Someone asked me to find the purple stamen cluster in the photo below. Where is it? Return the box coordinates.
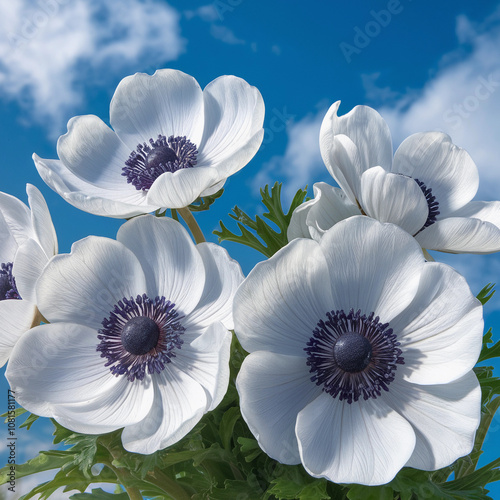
[122,135,198,191]
[0,262,20,300]
[414,178,440,229]
[97,294,185,382]
[305,309,404,403]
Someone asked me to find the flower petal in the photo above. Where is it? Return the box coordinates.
[110,69,205,150]
[296,393,415,485]
[391,262,483,385]
[185,243,243,330]
[36,236,147,331]
[57,115,135,190]
[117,216,205,316]
[34,155,159,218]
[146,166,219,209]
[382,373,481,470]
[359,167,429,235]
[288,182,361,242]
[233,237,333,356]
[121,365,207,454]
[197,75,265,169]
[0,210,18,263]
[320,101,393,199]
[237,351,322,465]
[320,216,424,322]
[450,201,500,227]
[27,184,57,259]
[0,300,37,367]
[6,322,153,428]
[12,238,48,303]
[393,132,479,217]
[172,322,231,411]
[415,217,500,254]
[0,190,32,250]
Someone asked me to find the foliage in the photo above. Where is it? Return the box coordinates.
[214,182,308,257]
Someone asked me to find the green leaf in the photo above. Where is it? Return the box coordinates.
[214,182,308,257]
[237,437,262,462]
[477,283,496,305]
[479,328,500,363]
[268,475,330,500]
[188,188,224,212]
[347,484,394,500]
[1,407,26,421]
[19,413,40,430]
[70,488,129,499]
[219,406,241,452]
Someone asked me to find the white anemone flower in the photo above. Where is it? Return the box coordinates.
[6,215,243,454]
[288,101,500,254]
[235,216,482,485]
[33,69,265,218]
[0,184,57,366]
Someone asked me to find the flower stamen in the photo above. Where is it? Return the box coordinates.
[0,262,20,300]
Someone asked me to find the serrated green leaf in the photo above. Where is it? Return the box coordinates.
[346,484,393,500]
[70,488,129,499]
[479,328,500,363]
[477,284,496,305]
[268,475,330,500]
[237,437,262,462]
[214,182,308,257]
[219,407,241,452]
[19,413,40,430]
[188,188,224,212]
[1,407,26,421]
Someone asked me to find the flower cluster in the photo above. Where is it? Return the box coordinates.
[1,69,498,497]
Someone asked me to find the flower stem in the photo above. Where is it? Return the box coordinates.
[177,207,206,244]
[145,468,192,500]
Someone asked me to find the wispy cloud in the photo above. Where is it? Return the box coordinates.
[253,108,326,201]
[0,0,185,137]
[210,24,245,45]
[373,7,500,201]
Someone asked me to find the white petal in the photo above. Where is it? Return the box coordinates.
[233,238,333,356]
[185,243,244,330]
[171,322,231,411]
[27,184,58,259]
[288,182,361,242]
[117,216,205,316]
[320,101,392,199]
[237,351,322,465]
[121,365,208,454]
[57,115,135,190]
[320,216,424,322]
[200,178,225,197]
[359,167,429,235]
[382,373,481,470]
[391,262,483,385]
[146,166,219,209]
[197,76,265,169]
[287,197,317,241]
[36,236,147,331]
[34,155,159,218]
[450,201,500,227]
[393,132,479,217]
[0,300,37,367]
[296,393,415,485]
[0,211,18,263]
[12,239,48,303]
[110,69,205,150]
[0,190,32,250]
[6,322,154,428]
[415,217,500,254]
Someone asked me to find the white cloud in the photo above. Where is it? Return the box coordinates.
[184,4,219,22]
[0,0,184,137]
[374,7,500,201]
[253,108,326,201]
[210,24,245,45]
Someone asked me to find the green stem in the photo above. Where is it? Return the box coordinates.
[145,468,192,500]
[178,207,206,244]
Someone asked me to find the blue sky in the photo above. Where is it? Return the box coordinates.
[1,0,500,497]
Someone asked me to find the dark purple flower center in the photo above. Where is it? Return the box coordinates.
[122,135,198,191]
[414,178,440,230]
[0,262,20,300]
[305,309,404,403]
[97,294,185,382]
